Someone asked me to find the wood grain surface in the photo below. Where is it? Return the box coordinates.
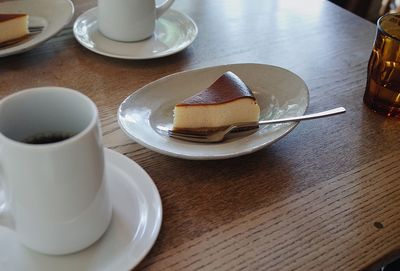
[1,0,400,270]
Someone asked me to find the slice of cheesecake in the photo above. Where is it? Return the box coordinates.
[173,71,260,133]
[0,14,29,45]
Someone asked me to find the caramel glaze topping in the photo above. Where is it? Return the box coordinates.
[176,71,256,106]
[0,14,27,22]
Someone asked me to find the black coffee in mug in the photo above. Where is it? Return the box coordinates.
[24,132,76,144]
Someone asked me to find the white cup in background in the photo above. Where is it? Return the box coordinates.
[98,0,175,42]
[0,87,112,255]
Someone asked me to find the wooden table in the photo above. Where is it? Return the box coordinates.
[1,0,400,270]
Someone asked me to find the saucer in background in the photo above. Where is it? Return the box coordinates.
[73,7,198,59]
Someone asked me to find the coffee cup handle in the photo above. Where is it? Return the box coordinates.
[0,147,14,230]
[156,0,175,18]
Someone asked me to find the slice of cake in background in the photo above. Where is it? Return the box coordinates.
[173,71,260,133]
[0,14,29,45]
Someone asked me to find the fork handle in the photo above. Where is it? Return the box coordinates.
[258,107,346,125]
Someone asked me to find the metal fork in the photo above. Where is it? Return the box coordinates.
[168,107,346,143]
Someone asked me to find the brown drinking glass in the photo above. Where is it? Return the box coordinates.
[364,13,400,118]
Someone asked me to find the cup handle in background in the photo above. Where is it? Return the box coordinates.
[0,146,14,230]
[156,0,175,18]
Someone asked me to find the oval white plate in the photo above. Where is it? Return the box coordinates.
[118,63,310,160]
[0,0,74,57]
[73,7,198,59]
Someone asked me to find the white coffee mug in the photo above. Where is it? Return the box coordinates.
[0,87,112,255]
[98,0,175,42]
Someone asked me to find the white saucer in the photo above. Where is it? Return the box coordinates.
[0,0,74,57]
[73,7,198,59]
[118,63,310,160]
[0,148,162,271]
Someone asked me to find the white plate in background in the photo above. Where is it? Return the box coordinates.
[0,0,74,57]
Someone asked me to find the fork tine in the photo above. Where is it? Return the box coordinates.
[168,130,207,139]
[28,26,44,35]
[168,133,210,143]
[29,29,42,34]
[29,26,44,32]
[29,30,43,34]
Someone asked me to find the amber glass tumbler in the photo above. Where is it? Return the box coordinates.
[364,13,400,118]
